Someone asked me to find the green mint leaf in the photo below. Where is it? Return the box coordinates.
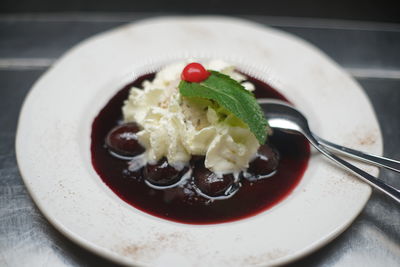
[179,70,269,144]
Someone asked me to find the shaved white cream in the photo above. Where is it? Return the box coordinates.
[122,60,260,173]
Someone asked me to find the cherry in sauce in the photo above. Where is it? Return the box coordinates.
[192,160,235,198]
[143,158,186,186]
[91,73,310,224]
[247,144,280,180]
[105,122,144,157]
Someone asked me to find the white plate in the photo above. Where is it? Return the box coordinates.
[16,16,382,266]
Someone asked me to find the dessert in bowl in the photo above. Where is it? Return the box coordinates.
[91,60,310,224]
[16,17,381,266]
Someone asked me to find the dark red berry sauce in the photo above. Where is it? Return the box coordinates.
[91,73,310,224]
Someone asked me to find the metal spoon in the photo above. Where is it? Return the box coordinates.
[257,98,400,203]
[315,137,400,173]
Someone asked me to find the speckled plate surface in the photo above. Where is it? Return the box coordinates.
[16,16,382,266]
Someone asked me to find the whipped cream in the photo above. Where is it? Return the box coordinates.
[122,60,259,174]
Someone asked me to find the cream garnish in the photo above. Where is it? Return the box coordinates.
[122,60,259,174]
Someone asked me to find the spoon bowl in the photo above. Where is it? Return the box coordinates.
[258,99,309,134]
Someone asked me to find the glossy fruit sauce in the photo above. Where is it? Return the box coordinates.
[91,73,310,224]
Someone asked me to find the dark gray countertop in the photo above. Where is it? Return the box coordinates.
[1,14,399,266]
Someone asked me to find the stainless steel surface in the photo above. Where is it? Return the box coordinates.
[1,14,399,267]
[317,137,400,173]
[260,99,400,203]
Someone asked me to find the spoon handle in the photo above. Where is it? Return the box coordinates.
[305,133,400,203]
[315,135,400,174]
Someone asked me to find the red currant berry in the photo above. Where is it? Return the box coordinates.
[181,63,210,82]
